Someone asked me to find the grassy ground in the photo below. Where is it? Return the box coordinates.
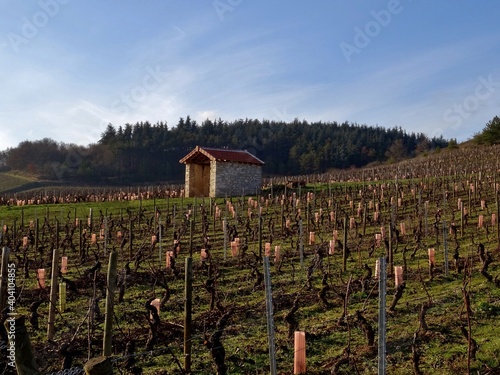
[0,172,37,193]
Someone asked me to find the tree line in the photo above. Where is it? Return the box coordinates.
[0,117,448,183]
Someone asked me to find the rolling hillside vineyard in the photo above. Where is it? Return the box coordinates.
[0,143,500,374]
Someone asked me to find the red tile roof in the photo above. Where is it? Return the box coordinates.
[179,146,264,165]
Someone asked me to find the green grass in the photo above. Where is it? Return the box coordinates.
[0,172,36,193]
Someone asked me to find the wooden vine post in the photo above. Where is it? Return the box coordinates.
[13,220,17,248]
[306,202,310,235]
[138,197,142,227]
[388,222,393,275]
[55,220,59,250]
[103,251,118,357]
[47,246,60,341]
[103,217,108,255]
[378,256,387,375]
[173,203,177,241]
[299,219,304,268]
[0,247,10,312]
[362,203,367,236]
[74,207,77,229]
[193,197,197,227]
[212,199,216,241]
[280,202,284,237]
[223,217,228,261]
[342,216,348,272]
[258,213,263,260]
[189,219,194,257]
[128,220,133,260]
[35,219,39,257]
[263,256,277,375]
[184,256,193,373]
[468,188,472,217]
[424,201,428,238]
[497,190,500,246]
[460,200,464,239]
[443,221,449,277]
[78,218,83,259]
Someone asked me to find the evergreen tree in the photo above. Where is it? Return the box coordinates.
[474,116,500,145]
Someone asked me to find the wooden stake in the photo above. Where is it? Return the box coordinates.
[0,247,10,312]
[47,247,60,340]
[378,257,387,375]
[78,219,83,260]
[55,220,59,250]
[35,218,39,258]
[497,191,500,247]
[258,215,263,260]
[363,203,367,236]
[223,218,228,261]
[342,217,348,272]
[129,220,133,260]
[388,223,393,274]
[189,220,194,257]
[184,257,193,373]
[309,232,315,245]
[460,201,464,239]
[103,251,118,357]
[263,257,277,375]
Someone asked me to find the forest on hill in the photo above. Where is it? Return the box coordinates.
[0,117,448,184]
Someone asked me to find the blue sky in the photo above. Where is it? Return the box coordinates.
[1,1,500,151]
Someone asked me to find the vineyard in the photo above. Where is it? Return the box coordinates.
[1,144,500,374]
[0,173,37,194]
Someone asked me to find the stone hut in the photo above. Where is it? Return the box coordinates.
[179,146,264,197]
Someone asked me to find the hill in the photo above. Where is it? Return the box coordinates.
[0,172,38,193]
[1,118,448,184]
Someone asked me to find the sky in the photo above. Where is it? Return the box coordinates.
[1,0,500,151]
